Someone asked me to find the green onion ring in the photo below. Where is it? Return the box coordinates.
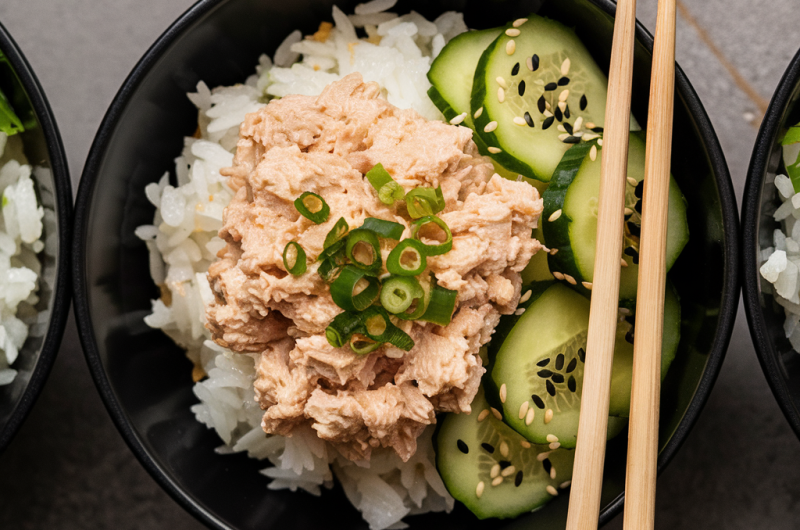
[360,218,405,240]
[324,217,349,250]
[282,241,307,276]
[380,276,425,314]
[346,229,382,271]
[325,311,363,348]
[294,192,330,224]
[360,307,414,351]
[420,277,458,326]
[411,215,453,256]
[393,277,430,321]
[331,266,381,312]
[350,334,382,355]
[318,253,346,283]
[386,239,427,276]
[366,163,405,205]
[405,186,445,218]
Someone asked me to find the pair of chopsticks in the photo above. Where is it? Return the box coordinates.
[565,0,676,529]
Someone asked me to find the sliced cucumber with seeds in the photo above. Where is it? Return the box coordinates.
[436,387,574,519]
[487,282,679,448]
[543,133,689,301]
[471,15,616,182]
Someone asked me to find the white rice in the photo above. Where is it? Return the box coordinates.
[0,132,45,386]
[139,3,468,528]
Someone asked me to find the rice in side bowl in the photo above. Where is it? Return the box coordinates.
[137,4,482,529]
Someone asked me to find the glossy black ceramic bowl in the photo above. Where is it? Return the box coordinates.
[73,0,738,528]
[0,22,72,454]
[743,49,800,440]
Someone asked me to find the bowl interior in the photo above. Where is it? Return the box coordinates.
[0,23,71,453]
[74,0,737,528]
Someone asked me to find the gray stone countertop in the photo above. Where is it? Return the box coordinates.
[0,0,797,528]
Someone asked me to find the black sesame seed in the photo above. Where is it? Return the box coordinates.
[632,251,640,265]
[499,460,512,469]
[531,54,540,71]
[566,358,577,373]
[524,111,535,128]
[545,82,558,91]
[538,95,547,114]
[556,354,565,371]
[635,180,644,199]
[563,136,581,144]
[515,470,523,487]
[537,358,551,367]
[551,373,565,384]
[546,380,556,396]
[627,221,641,237]
[580,94,588,111]
[511,62,520,76]
[518,80,526,97]
[624,247,637,257]
[625,329,635,344]
[558,76,570,86]
[542,459,552,473]
[532,394,546,409]
[578,348,586,362]
[591,126,604,133]
[542,116,555,130]
[625,315,636,325]
[564,105,571,119]
[563,122,573,135]
[538,369,553,378]
[568,375,577,392]
[635,199,643,214]
[481,443,495,454]
[457,439,469,454]
[554,107,563,122]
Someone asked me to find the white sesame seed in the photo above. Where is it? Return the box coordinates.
[564,274,577,285]
[492,476,504,487]
[484,121,498,133]
[491,407,503,420]
[476,481,485,498]
[518,401,529,419]
[546,485,559,496]
[546,434,559,443]
[519,290,532,303]
[574,117,583,131]
[490,464,501,478]
[449,112,467,125]
[557,124,567,133]
[619,307,632,315]
[627,177,638,187]
[500,383,508,403]
[474,107,484,119]
[497,87,506,103]
[550,467,557,480]
[621,258,629,268]
[513,116,527,126]
[513,18,528,27]
[574,131,584,138]
[560,480,572,489]
[525,407,535,425]
[520,440,532,448]
[552,271,565,281]
[558,101,567,112]
[582,281,593,290]
[514,308,525,316]
[561,58,571,76]
[583,133,600,141]
[496,76,508,88]
[559,90,570,102]
[590,145,598,161]
[501,465,516,477]
[537,452,550,462]
[500,441,509,458]
[478,409,490,422]
[506,28,521,37]
[598,139,604,146]
[506,40,516,55]
[586,122,596,129]
[549,442,561,450]
[548,209,562,222]
[488,146,502,154]
[545,409,554,424]
[545,101,551,109]
[558,133,569,141]
[543,109,554,118]
[526,57,534,71]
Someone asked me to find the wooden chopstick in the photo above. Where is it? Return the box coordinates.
[565,1,638,529]
[623,0,676,528]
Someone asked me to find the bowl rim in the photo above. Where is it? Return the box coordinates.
[0,20,73,454]
[72,0,740,527]
[741,47,800,440]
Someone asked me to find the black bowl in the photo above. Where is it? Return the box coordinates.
[743,49,800,439]
[0,22,72,454]
[73,0,738,528]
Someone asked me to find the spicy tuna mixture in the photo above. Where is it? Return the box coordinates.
[205,73,543,462]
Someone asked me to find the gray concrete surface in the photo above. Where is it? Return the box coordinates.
[0,0,796,528]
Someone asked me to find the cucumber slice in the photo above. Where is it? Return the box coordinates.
[521,226,554,284]
[436,388,574,519]
[470,15,613,182]
[488,282,679,447]
[543,133,689,301]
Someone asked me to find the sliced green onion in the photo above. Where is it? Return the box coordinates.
[420,278,458,326]
[380,276,424,314]
[331,266,380,312]
[386,239,427,276]
[294,192,330,224]
[393,277,430,321]
[282,242,307,276]
[405,186,445,218]
[318,238,346,262]
[326,311,363,348]
[346,229,382,271]
[318,252,347,282]
[360,218,404,240]
[366,163,405,205]
[350,334,382,355]
[0,89,23,136]
[361,307,414,351]
[324,217,349,249]
[411,216,453,256]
